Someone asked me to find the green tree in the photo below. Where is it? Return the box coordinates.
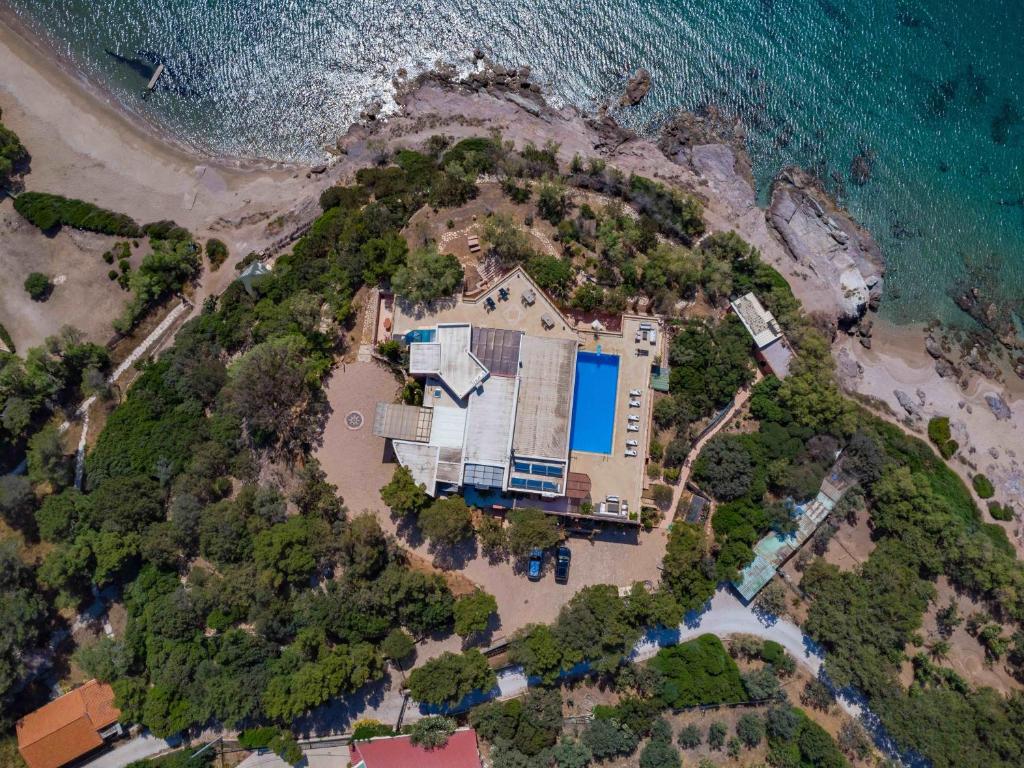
[476,514,508,558]
[380,466,430,516]
[582,718,639,760]
[205,238,229,270]
[677,724,702,749]
[692,435,755,501]
[390,245,464,304]
[253,516,326,588]
[0,475,35,530]
[482,214,537,265]
[339,512,391,579]
[454,590,498,638]
[507,508,561,556]
[419,496,474,548]
[660,523,715,611]
[35,488,84,542]
[708,721,727,750]
[0,541,47,723]
[380,629,415,664]
[27,424,72,488]
[24,272,52,301]
[406,649,496,707]
[509,623,564,684]
[737,713,764,748]
[639,739,681,768]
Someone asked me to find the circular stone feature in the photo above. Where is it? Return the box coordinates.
[345,411,364,430]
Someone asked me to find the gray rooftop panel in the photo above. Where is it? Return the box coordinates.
[472,327,523,377]
[512,336,577,461]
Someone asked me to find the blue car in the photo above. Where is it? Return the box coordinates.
[527,548,544,581]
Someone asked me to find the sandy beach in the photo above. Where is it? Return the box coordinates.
[2,15,1020,543]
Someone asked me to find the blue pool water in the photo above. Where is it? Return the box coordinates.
[569,352,619,455]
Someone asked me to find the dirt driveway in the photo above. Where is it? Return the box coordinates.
[316,360,671,637]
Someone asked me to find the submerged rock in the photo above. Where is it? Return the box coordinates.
[767,168,885,324]
[850,147,875,186]
[621,68,652,106]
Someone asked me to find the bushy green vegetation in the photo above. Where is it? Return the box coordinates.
[470,688,563,760]
[972,473,995,499]
[406,649,496,707]
[205,238,229,270]
[0,542,48,727]
[390,245,464,305]
[14,192,141,236]
[927,416,959,459]
[114,229,202,332]
[0,164,492,736]
[649,635,746,708]
[0,326,109,460]
[23,272,52,302]
[0,110,29,191]
[510,584,681,684]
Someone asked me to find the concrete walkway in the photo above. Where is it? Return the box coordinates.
[80,733,178,768]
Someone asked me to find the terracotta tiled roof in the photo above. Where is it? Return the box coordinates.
[16,680,120,768]
[351,728,482,768]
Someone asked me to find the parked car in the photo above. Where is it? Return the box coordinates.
[629,389,642,397]
[627,424,640,432]
[527,548,544,581]
[628,400,641,408]
[625,439,639,447]
[554,546,571,584]
[627,414,640,422]
[625,449,638,457]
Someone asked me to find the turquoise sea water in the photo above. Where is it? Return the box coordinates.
[7,0,1024,327]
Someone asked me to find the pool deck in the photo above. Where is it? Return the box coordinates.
[572,315,660,517]
[390,266,660,520]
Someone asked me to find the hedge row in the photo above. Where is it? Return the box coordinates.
[13,191,141,236]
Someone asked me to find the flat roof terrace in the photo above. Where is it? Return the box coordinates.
[512,335,577,462]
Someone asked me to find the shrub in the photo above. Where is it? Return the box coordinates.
[582,718,639,759]
[408,715,457,748]
[651,484,674,510]
[988,501,1014,521]
[205,238,229,270]
[318,184,369,211]
[972,474,995,499]
[1,115,29,190]
[927,416,958,459]
[737,713,764,748]
[677,724,702,748]
[708,721,727,750]
[649,635,746,708]
[24,272,53,301]
[14,192,141,236]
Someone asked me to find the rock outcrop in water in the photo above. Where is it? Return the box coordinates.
[768,168,885,324]
[620,68,652,106]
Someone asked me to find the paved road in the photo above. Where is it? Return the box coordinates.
[489,587,857,713]
[80,733,178,768]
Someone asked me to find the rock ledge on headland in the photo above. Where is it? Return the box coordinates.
[767,168,885,324]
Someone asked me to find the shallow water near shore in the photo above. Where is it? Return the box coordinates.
[6,0,1024,328]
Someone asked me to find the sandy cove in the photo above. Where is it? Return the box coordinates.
[2,23,1021,546]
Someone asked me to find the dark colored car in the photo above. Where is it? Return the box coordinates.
[554,545,571,584]
[527,548,544,581]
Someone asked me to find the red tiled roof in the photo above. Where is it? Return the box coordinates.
[16,680,120,768]
[352,729,482,768]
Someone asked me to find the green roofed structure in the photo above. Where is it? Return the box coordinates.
[733,461,855,602]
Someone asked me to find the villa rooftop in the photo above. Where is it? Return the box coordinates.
[731,292,783,349]
[512,335,577,462]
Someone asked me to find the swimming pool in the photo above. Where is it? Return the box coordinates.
[569,352,620,454]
